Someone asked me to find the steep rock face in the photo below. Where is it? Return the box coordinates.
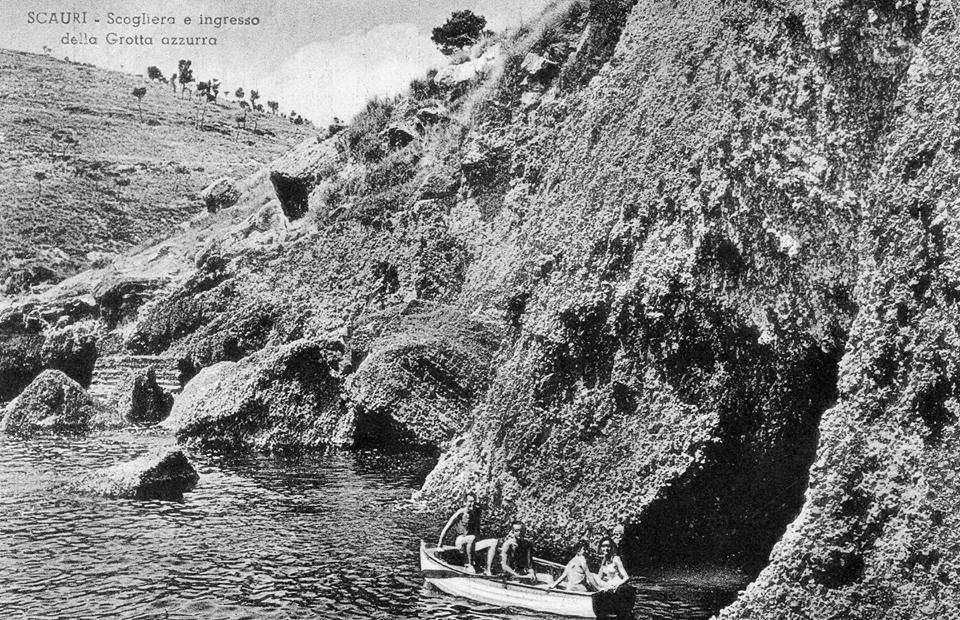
[720,3,960,617]
[421,0,906,571]
[1,369,96,436]
[164,339,349,451]
[77,447,199,500]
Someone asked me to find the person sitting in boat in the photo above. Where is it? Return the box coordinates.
[438,491,496,573]
[500,520,536,581]
[596,536,629,589]
[544,540,601,592]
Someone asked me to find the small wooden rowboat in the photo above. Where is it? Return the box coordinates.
[420,542,636,618]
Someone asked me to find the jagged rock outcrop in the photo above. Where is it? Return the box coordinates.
[163,339,349,451]
[269,135,339,221]
[76,447,198,500]
[93,274,165,327]
[115,366,175,425]
[0,308,45,401]
[200,177,241,213]
[0,369,96,436]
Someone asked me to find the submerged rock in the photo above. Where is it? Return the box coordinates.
[0,369,96,436]
[78,447,198,500]
[163,339,348,451]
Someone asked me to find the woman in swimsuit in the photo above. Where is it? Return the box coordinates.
[545,540,601,592]
[596,537,629,589]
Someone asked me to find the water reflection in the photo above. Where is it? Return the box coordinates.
[0,431,738,619]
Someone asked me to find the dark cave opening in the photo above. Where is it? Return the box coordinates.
[621,343,841,580]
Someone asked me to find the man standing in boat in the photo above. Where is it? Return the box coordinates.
[438,491,497,573]
[500,520,536,581]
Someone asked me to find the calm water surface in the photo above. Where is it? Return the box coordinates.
[0,430,739,619]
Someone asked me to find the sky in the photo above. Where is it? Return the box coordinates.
[1,0,547,122]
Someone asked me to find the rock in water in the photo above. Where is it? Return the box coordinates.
[200,177,241,213]
[78,447,198,500]
[116,366,174,425]
[0,369,96,436]
[163,339,348,451]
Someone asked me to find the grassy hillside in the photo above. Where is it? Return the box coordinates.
[0,49,311,292]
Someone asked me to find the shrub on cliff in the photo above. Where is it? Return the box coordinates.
[431,10,487,55]
[344,97,395,163]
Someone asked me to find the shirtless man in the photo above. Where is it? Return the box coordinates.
[500,520,535,581]
[438,492,497,573]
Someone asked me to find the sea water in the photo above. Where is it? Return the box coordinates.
[0,430,735,619]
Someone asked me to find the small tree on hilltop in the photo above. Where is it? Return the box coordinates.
[267,100,278,115]
[34,171,46,199]
[132,86,147,122]
[235,87,244,103]
[248,90,261,131]
[177,59,194,99]
[147,66,164,82]
[170,71,177,95]
[238,100,250,128]
[194,82,210,128]
[431,10,486,55]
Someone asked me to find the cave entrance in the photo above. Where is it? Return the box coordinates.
[621,342,840,582]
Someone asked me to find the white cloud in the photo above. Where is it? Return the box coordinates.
[261,23,444,123]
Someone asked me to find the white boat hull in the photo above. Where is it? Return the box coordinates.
[420,541,632,618]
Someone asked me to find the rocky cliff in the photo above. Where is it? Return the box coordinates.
[2,0,959,616]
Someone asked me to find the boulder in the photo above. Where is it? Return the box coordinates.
[520,92,542,111]
[380,124,418,149]
[77,447,198,500]
[520,53,559,83]
[93,275,164,327]
[116,366,174,425]
[433,45,502,89]
[163,339,349,451]
[416,106,448,125]
[200,177,241,213]
[0,369,96,436]
[345,325,495,449]
[418,167,462,200]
